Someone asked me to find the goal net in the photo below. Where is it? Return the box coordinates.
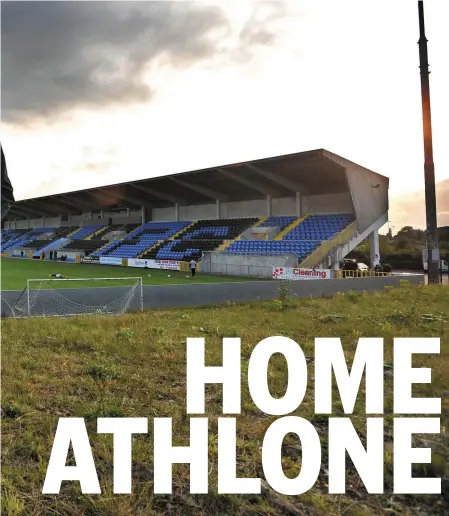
[5,277,143,318]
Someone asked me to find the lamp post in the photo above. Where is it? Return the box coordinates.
[418,1,440,284]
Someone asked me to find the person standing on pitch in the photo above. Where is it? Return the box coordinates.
[189,258,197,278]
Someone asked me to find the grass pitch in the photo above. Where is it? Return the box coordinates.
[1,282,448,515]
[0,258,253,291]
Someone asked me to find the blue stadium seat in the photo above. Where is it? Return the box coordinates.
[149,218,259,261]
[93,221,192,259]
[222,213,354,261]
[70,225,103,240]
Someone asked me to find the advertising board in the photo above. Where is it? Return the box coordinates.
[128,258,181,271]
[272,267,332,280]
[99,257,122,266]
[81,256,100,264]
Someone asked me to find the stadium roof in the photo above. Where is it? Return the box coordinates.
[8,148,387,219]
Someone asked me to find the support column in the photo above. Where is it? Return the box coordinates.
[141,206,146,225]
[369,229,380,268]
[295,192,301,217]
[175,203,179,221]
[216,199,220,219]
[266,195,272,217]
[126,208,130,217]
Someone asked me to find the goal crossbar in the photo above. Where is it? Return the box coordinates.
[26,277,143,283]
[23,277,144,317]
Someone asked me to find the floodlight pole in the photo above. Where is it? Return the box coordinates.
[418,1,439,284]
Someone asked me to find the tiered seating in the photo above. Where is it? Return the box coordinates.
[224,240,321,261]
[93,225,122,240]
[1,229,26,251]
[54,227,77,238]
[26,227,77,256]
[27,239,54,250]
[1,228,16,242]
[153,239,223,261]
[144,218,258,261]
[122,223,141,232]
[92,239,121,256]
[69,225,103,240]
[262,216,296,230]
[62,239,105,254]
[2,230,20,251]
[223,213,354,261]
[0,227,54,252]
[95,221,191,259]
[283,213,353,240]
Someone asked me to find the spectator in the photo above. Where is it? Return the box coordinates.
[21,250,24,258]
[189,258,197,278]
[54,250,57,261]
[50,250,53,261]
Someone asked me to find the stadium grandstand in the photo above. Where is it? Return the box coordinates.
[1,149,389,274]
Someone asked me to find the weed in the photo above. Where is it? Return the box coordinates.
[319,314,349,324]
[115,327,135,341]
[84,364,117,381]
[1,401,22,419]
[346,289,361,303]
[276,280,292,309]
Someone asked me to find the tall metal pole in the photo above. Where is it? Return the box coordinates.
[418,1,440,284]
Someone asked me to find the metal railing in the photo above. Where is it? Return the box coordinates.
[299,222,359,268]
[336,270,391,279]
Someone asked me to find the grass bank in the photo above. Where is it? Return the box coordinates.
[1,282,448,515]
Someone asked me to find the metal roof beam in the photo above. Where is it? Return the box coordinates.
[59,195,94,212]
[246,164,310,195]
[122,195,149,207]
[9,203,42,216]
[8,205,45,218]
[169,177,229,202]
[27,199,64,216]
[45,200,81,215]
[217,168,280,197]
[130,183,185,205]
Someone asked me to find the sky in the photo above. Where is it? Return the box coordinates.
[1,0,448,229]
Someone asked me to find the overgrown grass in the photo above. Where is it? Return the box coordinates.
[2,283,448,515]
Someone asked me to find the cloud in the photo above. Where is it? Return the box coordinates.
[389,178,449,229]
[1,0,292,125]
[232,0,292,63]
[240,0,288,46]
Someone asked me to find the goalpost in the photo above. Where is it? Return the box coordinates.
[10,277,144,318]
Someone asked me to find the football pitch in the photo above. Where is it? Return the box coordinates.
[0,258,254,291]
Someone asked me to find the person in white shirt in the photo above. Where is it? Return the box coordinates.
[189,259,197,278]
